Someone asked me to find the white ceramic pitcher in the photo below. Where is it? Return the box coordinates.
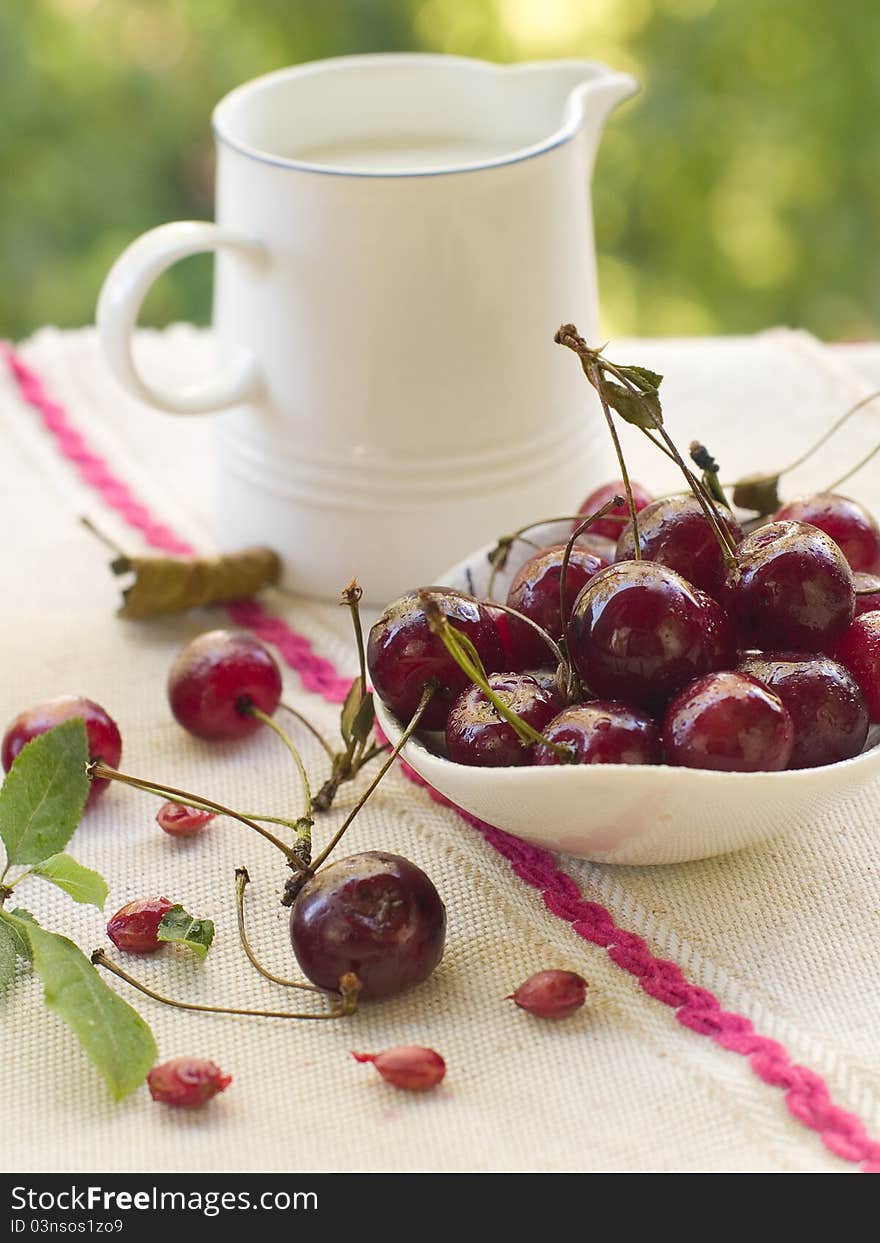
[97,54,637,602]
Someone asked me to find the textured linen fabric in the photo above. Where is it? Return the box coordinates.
[1,326,878,1174]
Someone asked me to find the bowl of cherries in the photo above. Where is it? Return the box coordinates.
[371,331,880,865]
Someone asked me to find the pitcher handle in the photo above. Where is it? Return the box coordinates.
[96,221,263,414]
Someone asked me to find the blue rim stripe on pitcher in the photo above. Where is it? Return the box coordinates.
[210,124,575,178]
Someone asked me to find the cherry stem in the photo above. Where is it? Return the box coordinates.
[91,948,358,1020]
[422,599,572,759]
[307,682,438,876]
[244,705,313,862]
[234,867,334,993]
[826,437,880,492]
[79,515,127,558]
[342,580,370,770]
[584,356,642,560]
[781,388,880,480]
[279,701,335,760]
[559,499,624,660]
[485,512,609,601]
[88,762,300,865]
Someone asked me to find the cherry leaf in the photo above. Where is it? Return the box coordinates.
[0,719,90,866]
[340,677,363,744]
[156,905,215,959]
[351,693,376,747]
[0,909,156,1100]
[0,920,18,990]
[31,853,109,909]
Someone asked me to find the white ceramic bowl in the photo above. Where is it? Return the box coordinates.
[375,523,880,864]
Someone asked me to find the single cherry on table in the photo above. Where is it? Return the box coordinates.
[289,851,447,1000]
[167,629,283,741]
[1,694,122,808]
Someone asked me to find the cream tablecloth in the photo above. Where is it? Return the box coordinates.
[1,325,879,1174]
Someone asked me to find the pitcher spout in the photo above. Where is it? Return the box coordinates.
[505,59,638,158]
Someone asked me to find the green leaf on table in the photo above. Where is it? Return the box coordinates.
[0,719,90,866]
[0,910,156,1100]
[0,919,19,989]
[340,677,363,743]
[157,905,215,959]
[31,854,108,909]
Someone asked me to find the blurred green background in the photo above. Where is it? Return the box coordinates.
[2,0,877,340]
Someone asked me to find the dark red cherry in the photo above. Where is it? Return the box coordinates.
[445,673,561,767]
[832,611,880,721]
[505,544,608,667]
[663,671,794,772]
[774,493,880,573]
[853,572,880,617]
[569,560,728,712]
[534,701,662,766]
[738,652,868,768]
[723,521,854,652]
[290,851,446,1000]
[574,479,652,541]
[367,589,504,731]
[697,590,736,670]
[2,695,122,808]
[615,495,743,600]
[167,630,282,741]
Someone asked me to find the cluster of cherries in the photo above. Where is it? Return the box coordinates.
[367,485,880,774]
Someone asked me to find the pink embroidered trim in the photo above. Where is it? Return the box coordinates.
[5,341,878,1172]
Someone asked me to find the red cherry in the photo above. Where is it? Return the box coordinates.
[367,589,504,731]
[505,544,608,667]
[167,630,282,741]
[445,673,561,767]
[1,695,122,808]
[107,896,174,954]
[774,493,880,573]
[574,480,652,541]
[663,671,794,772]
[147,1058,231,1108]
[615,495,743,600]
[738,652,868,768]
[723,520,854,652]
[534,701,661,766]
[289,852,446,1000]
[832,611,880,721]
[569,560,729,712]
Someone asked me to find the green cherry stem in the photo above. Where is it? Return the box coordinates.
[244,705,313,862]
[779,388,880,480]
[278,701,335,760]
[422,599,572,759]
[305,682,438,879]
[91,948,359,1020]
[235,867,334,994]
[486,512,611,601]
[584,355,643,559]
[88,762,299,865]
